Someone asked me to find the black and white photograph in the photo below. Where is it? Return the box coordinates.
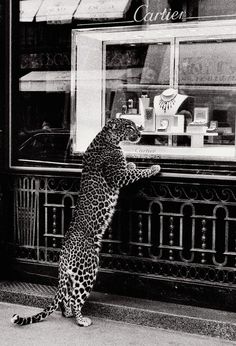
[1,0,236,345]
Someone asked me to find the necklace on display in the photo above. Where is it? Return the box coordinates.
[159,89,178,113]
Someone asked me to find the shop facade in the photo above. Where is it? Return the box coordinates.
[2,0,236,310]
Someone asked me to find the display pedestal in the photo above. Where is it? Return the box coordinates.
[141,131,218,148]
[191,134,208,148]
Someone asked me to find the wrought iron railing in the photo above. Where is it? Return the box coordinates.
[13,175,236,287]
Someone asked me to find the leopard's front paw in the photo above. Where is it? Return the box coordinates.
[150,165,161,175]
[127,162,136,170]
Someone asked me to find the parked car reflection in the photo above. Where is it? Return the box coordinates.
[18,128,72,164]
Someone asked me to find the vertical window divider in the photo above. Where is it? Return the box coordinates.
[101,41,107,128]
[174,37,179,90]
[169,37,175,88]
[70,31,77,153]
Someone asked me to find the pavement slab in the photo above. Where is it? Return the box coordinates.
[1,302,236,346]
[1,281,236,342]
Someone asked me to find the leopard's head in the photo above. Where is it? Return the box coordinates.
[103,118,141,145]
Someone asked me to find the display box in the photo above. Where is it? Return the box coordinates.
[71,21,236,158]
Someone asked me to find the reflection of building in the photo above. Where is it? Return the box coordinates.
[2,0,236,312]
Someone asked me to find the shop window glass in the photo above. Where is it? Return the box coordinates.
[0,1,4,158]
[179,40,236,148]
[12,16,72,167]
[198,0,236,20]
[186,0,236,21]
[106,42,171,120]
[72,24,236,160]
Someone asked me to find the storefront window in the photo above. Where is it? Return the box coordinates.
[10,0,142,168]
[186,0,236,21]
[10,1,236,168]
[106,42,171,119]
[12,19,72,167]
[72,21,236,160]
[178,40,236,149]
[0,1,4,160]
[198,0,236,20]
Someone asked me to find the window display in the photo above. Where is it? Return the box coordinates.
[12,20,73,167]
[11,4,236,167]
[12,0,141,169]
[72,21,236,159]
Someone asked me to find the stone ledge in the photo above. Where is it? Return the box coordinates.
[1,280,236,341]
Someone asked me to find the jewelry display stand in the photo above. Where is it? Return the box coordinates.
[116,88,218,148]
[154,88,188,116]
[154,88,187,132]
[152,88,218,148]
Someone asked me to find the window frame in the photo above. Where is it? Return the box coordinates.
[71,21,236,161]
[9,17,236,176]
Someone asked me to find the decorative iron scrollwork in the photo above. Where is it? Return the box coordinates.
[13,175,236,287]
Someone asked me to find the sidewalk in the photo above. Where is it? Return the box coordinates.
[1,281,236,341]
[1,302,235,346]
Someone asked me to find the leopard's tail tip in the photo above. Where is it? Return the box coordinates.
[11,314,19,324]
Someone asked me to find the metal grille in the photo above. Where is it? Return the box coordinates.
[13,175,236,286]
[14,177,39,247]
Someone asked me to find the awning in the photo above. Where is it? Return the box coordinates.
[74,0,132,20]
[20,0,132,22]
[36,0,80,23]
[20,71,71,92]
[20,0,44,22]
[19,68,141,92]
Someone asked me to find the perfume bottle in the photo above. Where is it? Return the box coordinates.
[128,98,134,110]
[127,98,138,114]
[139,91,150,117]
[122,104,127,114]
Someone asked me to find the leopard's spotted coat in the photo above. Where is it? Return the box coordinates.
[11,118,160,326]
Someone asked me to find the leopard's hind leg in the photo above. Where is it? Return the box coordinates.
[72,285,93,327]
[59,272,74,318]
[71,262,98,326]
[60,301,73,318]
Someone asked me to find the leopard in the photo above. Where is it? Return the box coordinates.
[11,118,161,327]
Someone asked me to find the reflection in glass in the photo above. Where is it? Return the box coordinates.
[179,40,236,146]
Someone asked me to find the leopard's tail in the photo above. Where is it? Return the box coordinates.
[11,290,61,326]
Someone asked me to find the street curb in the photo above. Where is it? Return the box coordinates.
[1,281,236,341]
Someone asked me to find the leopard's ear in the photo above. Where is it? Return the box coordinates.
[106,119,118,130]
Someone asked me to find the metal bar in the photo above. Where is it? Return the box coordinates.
[43,234,64,238]
[19,179,22,244]
[129,242,151,247]
[44,204,65,208]
[102,239,122,244]
[44,178,48,261]
[190,249,216,254]
[159,245,183,250]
